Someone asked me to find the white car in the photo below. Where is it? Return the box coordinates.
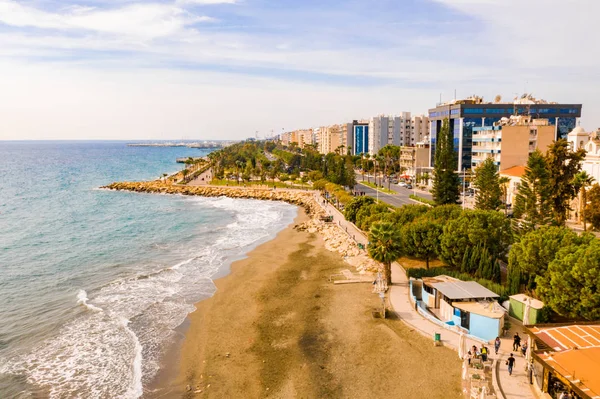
[397,182,407,187]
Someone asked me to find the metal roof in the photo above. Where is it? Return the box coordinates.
[430,280,499,300]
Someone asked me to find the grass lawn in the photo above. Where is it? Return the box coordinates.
[397,256,446,269]
[359,181,396,195]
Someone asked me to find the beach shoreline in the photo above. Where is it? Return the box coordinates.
[141,201,462,398]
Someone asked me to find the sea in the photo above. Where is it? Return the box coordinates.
[0,141,297,398]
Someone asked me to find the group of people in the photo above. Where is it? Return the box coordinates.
[513,332,529,357]
[467,343,491,364]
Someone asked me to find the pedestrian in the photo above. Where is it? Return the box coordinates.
[467,350,472,365]
[494,336,501,355]
[513,332,521,351]
[521,341,528,357]
[481,345,488,362]
[506,353,516,376]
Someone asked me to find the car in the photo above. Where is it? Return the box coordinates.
[405,184,413,189]
[398,182,407,187]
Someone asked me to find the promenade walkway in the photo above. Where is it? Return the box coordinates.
[314,194,536,399]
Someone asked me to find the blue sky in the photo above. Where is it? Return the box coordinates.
[0,0,598,140]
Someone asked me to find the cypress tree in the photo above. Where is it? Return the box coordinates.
[432,119,460,205]
[461,246,471,273]
[470,244,481,275]
[473,158,502,210]
[492,260,501,284]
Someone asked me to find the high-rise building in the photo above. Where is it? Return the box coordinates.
[318,125,342,154]
[353,120,369,155]
[471,115,555,171]
[428,94,582,170]
[369,116,389,155]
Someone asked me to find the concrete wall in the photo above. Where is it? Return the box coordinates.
[440,298,454,321]
[469,313,501,342]
[536,125,555,153]
[500,125,530,170]
[422,289,435,308]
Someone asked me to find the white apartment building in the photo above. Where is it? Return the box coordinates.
[369,116,389,155]
[412,115,430,144]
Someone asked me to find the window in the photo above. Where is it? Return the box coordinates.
[424,284,434,294]
[464,108,484,114]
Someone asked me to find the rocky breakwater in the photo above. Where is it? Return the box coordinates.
[102,181,322,215]
[295,218,380,275]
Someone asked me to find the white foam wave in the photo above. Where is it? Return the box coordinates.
[121,317,143,399]
[2,197,297,397]
[76,289,103,313]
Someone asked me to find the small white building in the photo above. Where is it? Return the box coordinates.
[568,126,600,183]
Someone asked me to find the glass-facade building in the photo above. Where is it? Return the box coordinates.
[428,103,582,170]
[353,124,369,155]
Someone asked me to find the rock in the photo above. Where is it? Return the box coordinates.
[186,385,191,392]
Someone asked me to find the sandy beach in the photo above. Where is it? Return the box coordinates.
[153,209,462,399]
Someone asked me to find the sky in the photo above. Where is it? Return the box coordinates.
[0,0,599,140]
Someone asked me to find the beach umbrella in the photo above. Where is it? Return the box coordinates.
[522,297,531,326]
[458,332,467,359]
[525,334,533,368]
[479,385,487,399]
[462,357,469,380]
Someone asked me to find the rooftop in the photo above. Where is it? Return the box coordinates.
[423,276,499,300]
[453,301,505,319]
[509,294,544,310]
[500,165,526,177]
[531,324,600,398]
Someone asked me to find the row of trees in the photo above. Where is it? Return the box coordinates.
[344,197,510,285]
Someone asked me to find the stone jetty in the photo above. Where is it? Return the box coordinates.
[102,181,379,275]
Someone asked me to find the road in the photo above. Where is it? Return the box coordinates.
[354,174,433,208]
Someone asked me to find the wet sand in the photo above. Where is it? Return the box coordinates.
[155,210,462,398]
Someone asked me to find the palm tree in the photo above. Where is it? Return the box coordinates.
[499,176,510,216]
[181,168,189,183]
[573,171,594,231]
[368,221,403,287]
[365,154,371,183]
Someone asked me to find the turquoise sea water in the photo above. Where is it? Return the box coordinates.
[0,141,297,398]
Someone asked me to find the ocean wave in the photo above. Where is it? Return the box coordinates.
[0,197,296,397]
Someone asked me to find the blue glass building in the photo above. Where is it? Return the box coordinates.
[353,122,369,155]
[428,101,582,170]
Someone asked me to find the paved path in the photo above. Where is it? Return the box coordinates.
[314,195,537,399]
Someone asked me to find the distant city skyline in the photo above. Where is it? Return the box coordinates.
[0,0,598,140]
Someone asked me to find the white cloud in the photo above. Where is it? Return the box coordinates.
[0,1,213,40]
[176,0,237,4]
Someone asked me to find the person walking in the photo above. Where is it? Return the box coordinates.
[513,332,521,351]
[481,345,488,362]
[494,337,501,355]
[506,353,516,376]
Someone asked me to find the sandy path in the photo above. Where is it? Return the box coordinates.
[155,211,462,398]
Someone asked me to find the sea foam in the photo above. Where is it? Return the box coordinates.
[0,196,296,398]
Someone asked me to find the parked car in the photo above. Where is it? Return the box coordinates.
[405,184,413,189]
[398,182,407,187]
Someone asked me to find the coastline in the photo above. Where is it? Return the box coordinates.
[147,208,460,398]
[106,181,462,398]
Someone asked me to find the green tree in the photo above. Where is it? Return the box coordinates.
[473,158,502,210]
[513,150,552,233]
[573,171,594,231]
[499,176,511,215]
[382,204,429,227]
[585,183,600,230]
[545,139,586,225]
[403,219,442,269]
[536,236,600,320]
[357,203,390,231]
[439,210,511,268]
[344,196,375,223]
[368,221,403,286]
[432,119,460,205]
[507,226,580,291]
[460,246,472,273]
